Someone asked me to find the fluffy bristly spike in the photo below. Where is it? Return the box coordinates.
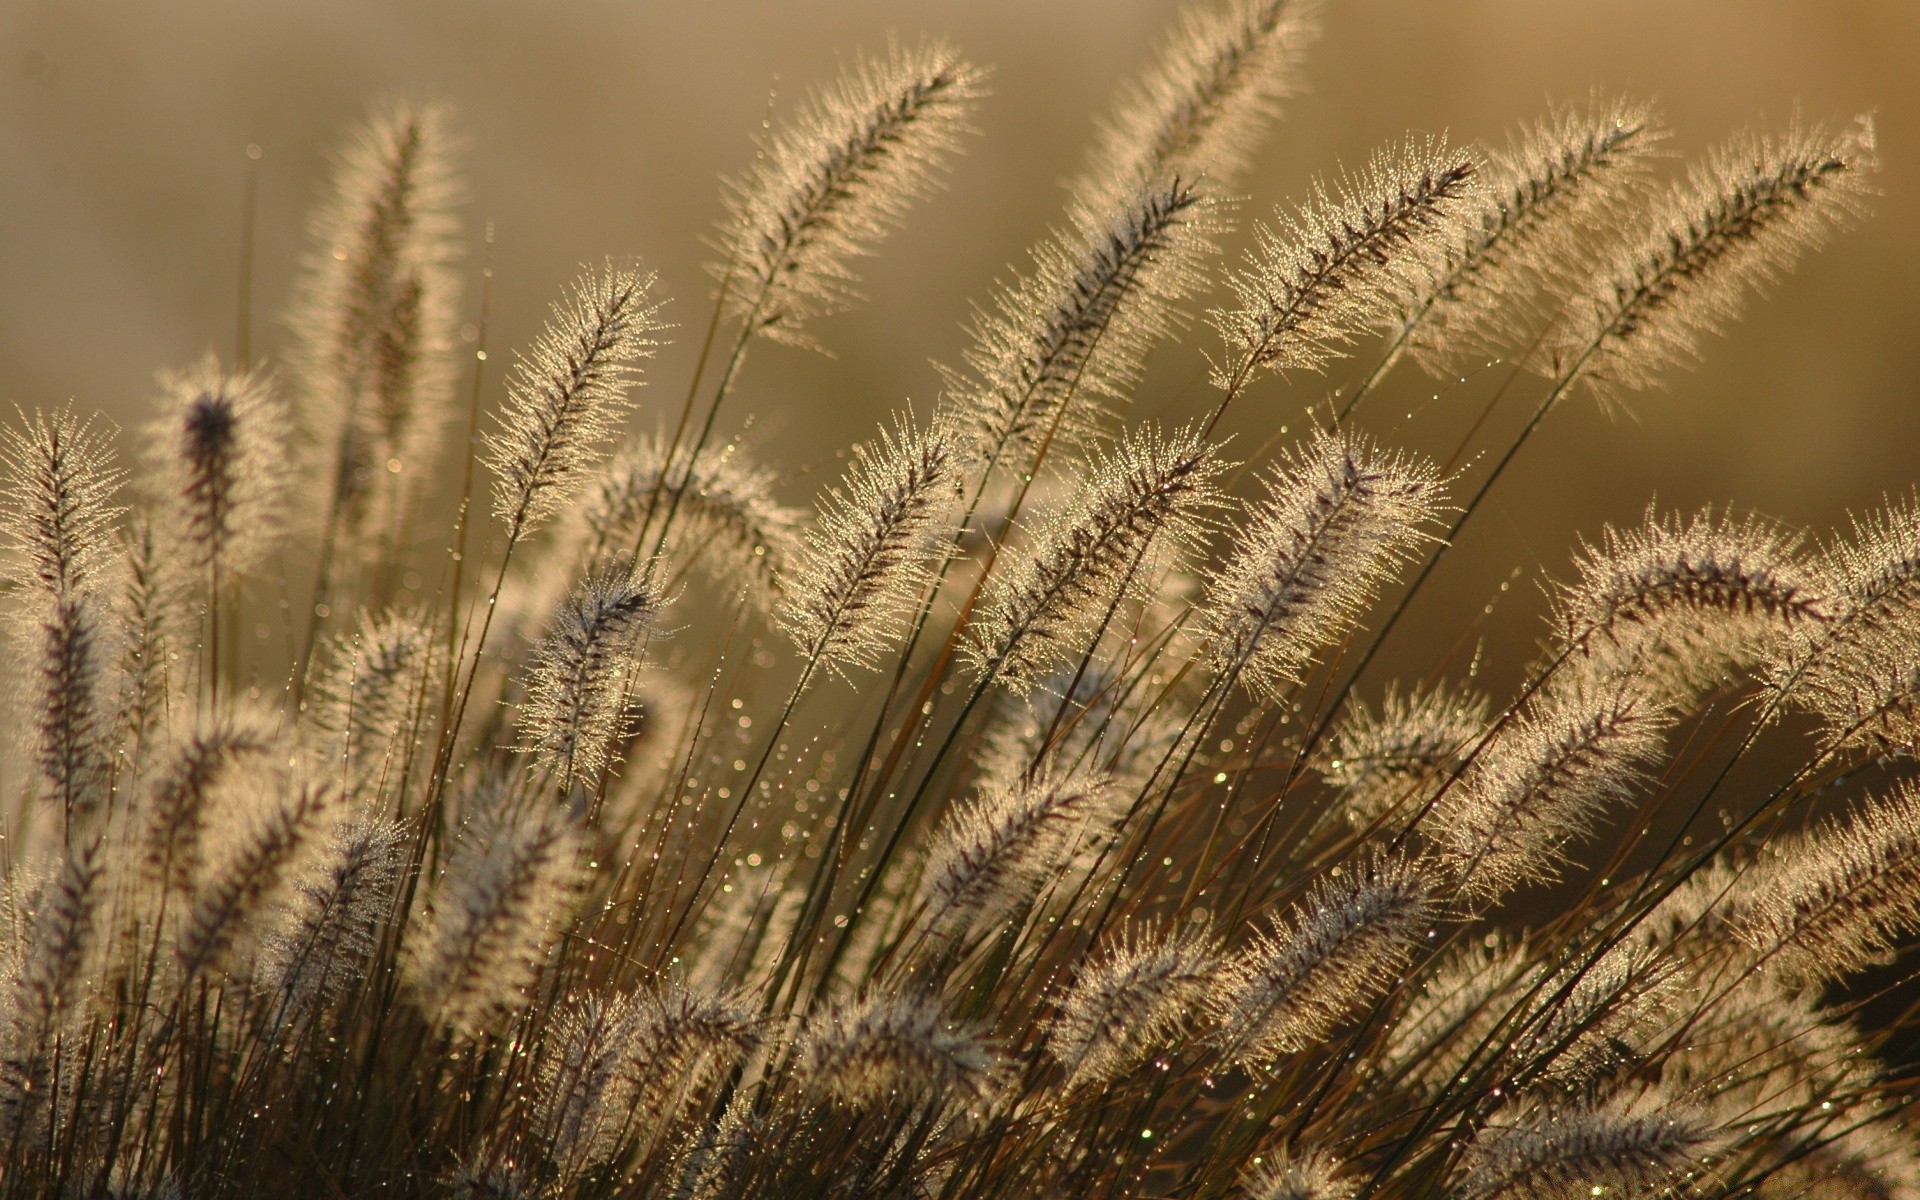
[780,415,960,676]
[311,606,437,798]
[1400,95,1665,375]
[176,781,333,980]
[1203,429,1442,699]
[406,792,586,1038]
[1210,137,1476,391]
[946,178,1216,468]
[148,353,292,580]
[800,994,1004,1107]
[260,817,406,1015]
[1735,780,1920,984]
[1555,507,1826,701]
[1047,922,1219,1091]
[1435,677,1670,905]
[1452,1097,1716,1200]
[1213,853,1432,1068]
[967,424,1223,693]
[581,435,802,610]
[1,406,125,823]
[288,100,462,538]
[1073,0,1321,223]
[485,264,667,543]
[1551,116,1876,401]
[1318,681,1490,828]
[517,564,662,790]
[717,38,983,346]
[142,711,280,890]
[923,764,1117,933]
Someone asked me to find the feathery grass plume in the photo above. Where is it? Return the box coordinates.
[1398,96,1665,375]
[177,780,333,980]
[407,790,586,1038]
[801,993,1003,1107]
[1242,1148,1356,1200]
[1047,922,1218,1091]
[716,38,982,346]
[923,764,1117,933]
[780,414,960,675]
[111,513,176,760]
[1210,137,1476,391]
[1073,0,1321,222]
[1509,943,1685,1093]
[1318,681,1490,827]
[310,606,436,797]
[147,354,291,581]
[517,564,662,789]
[1773,498,1920,755]
[259,817,405,1014]
[1555,507,1825,701]
[1735,780,1920,984]
[967,424,1223,692]
[1214,852,1432,1067]
[1754,1120,1920,1200]
[2,846,99,1046]
[1,406,125,825]
[485,264,667,544]
[1661,972,1865,1107]
[1203,430,1442,699]
[1453,1097,1716,1200]
[289,100,462,534]
[1380,937,1534,1094]
[1435,677,1671,905]
[141,712,278,890]
[581,434,802,608]
[946,176,1215,467]
[1550,116,1876,400]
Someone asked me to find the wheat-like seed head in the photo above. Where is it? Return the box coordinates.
[147,354,291,580]
[923,763,1118,935]
[1046,921,1219,1091]
[800,993,1004,1108]
[517,563,662,790]
[780,414,961,676]
[1318,681,1490,828]
[717,38,984,347]
[968,424,1223,693]
[1210,136,1477,390]
[1203,428,1443,700]
[485,264,667,542]
[1552,115,1877,402]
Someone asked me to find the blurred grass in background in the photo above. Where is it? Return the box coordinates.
[1,0,1914,696]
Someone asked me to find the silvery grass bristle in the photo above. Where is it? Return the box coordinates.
[2,0,1918,1194]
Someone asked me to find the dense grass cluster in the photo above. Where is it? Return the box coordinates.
[1,2,1914,1196]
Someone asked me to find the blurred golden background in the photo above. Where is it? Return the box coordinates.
[2,0,1916,691]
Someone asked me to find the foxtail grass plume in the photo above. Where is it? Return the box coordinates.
[923,764,1117,932]
[1452,1097,1716,1200]
[1073,0,1321,222]
[141,711,279,891]
[1736,780,1920,984]
[260,817,406,1014]
[486,264,667,544]
[780,414,960,675]
[176,780,334,980]
[967,424,1222,692]
[310,607,436,798]
[718,38,983,346]
[1773,497,1920,756]
[518,564,663,790]
[1555,507,1826,701]
[408,791,586,1038]
[581,434,801,610]
[946,176,1216,469]
[1203,429,1442,699]
[1,407,125,825]
[1319,682,1490,827]
[1214,853,1432,1067]
[1435,677,1670,905]
[1211,137,1476,392]
[1047,922,1218,1090]
[801,994,1003,1107]
[1552,116,1876,400]
[148,354,291,581]
[288,101,462,536]
[111,513,176,760]
[1400,96,1665,375]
